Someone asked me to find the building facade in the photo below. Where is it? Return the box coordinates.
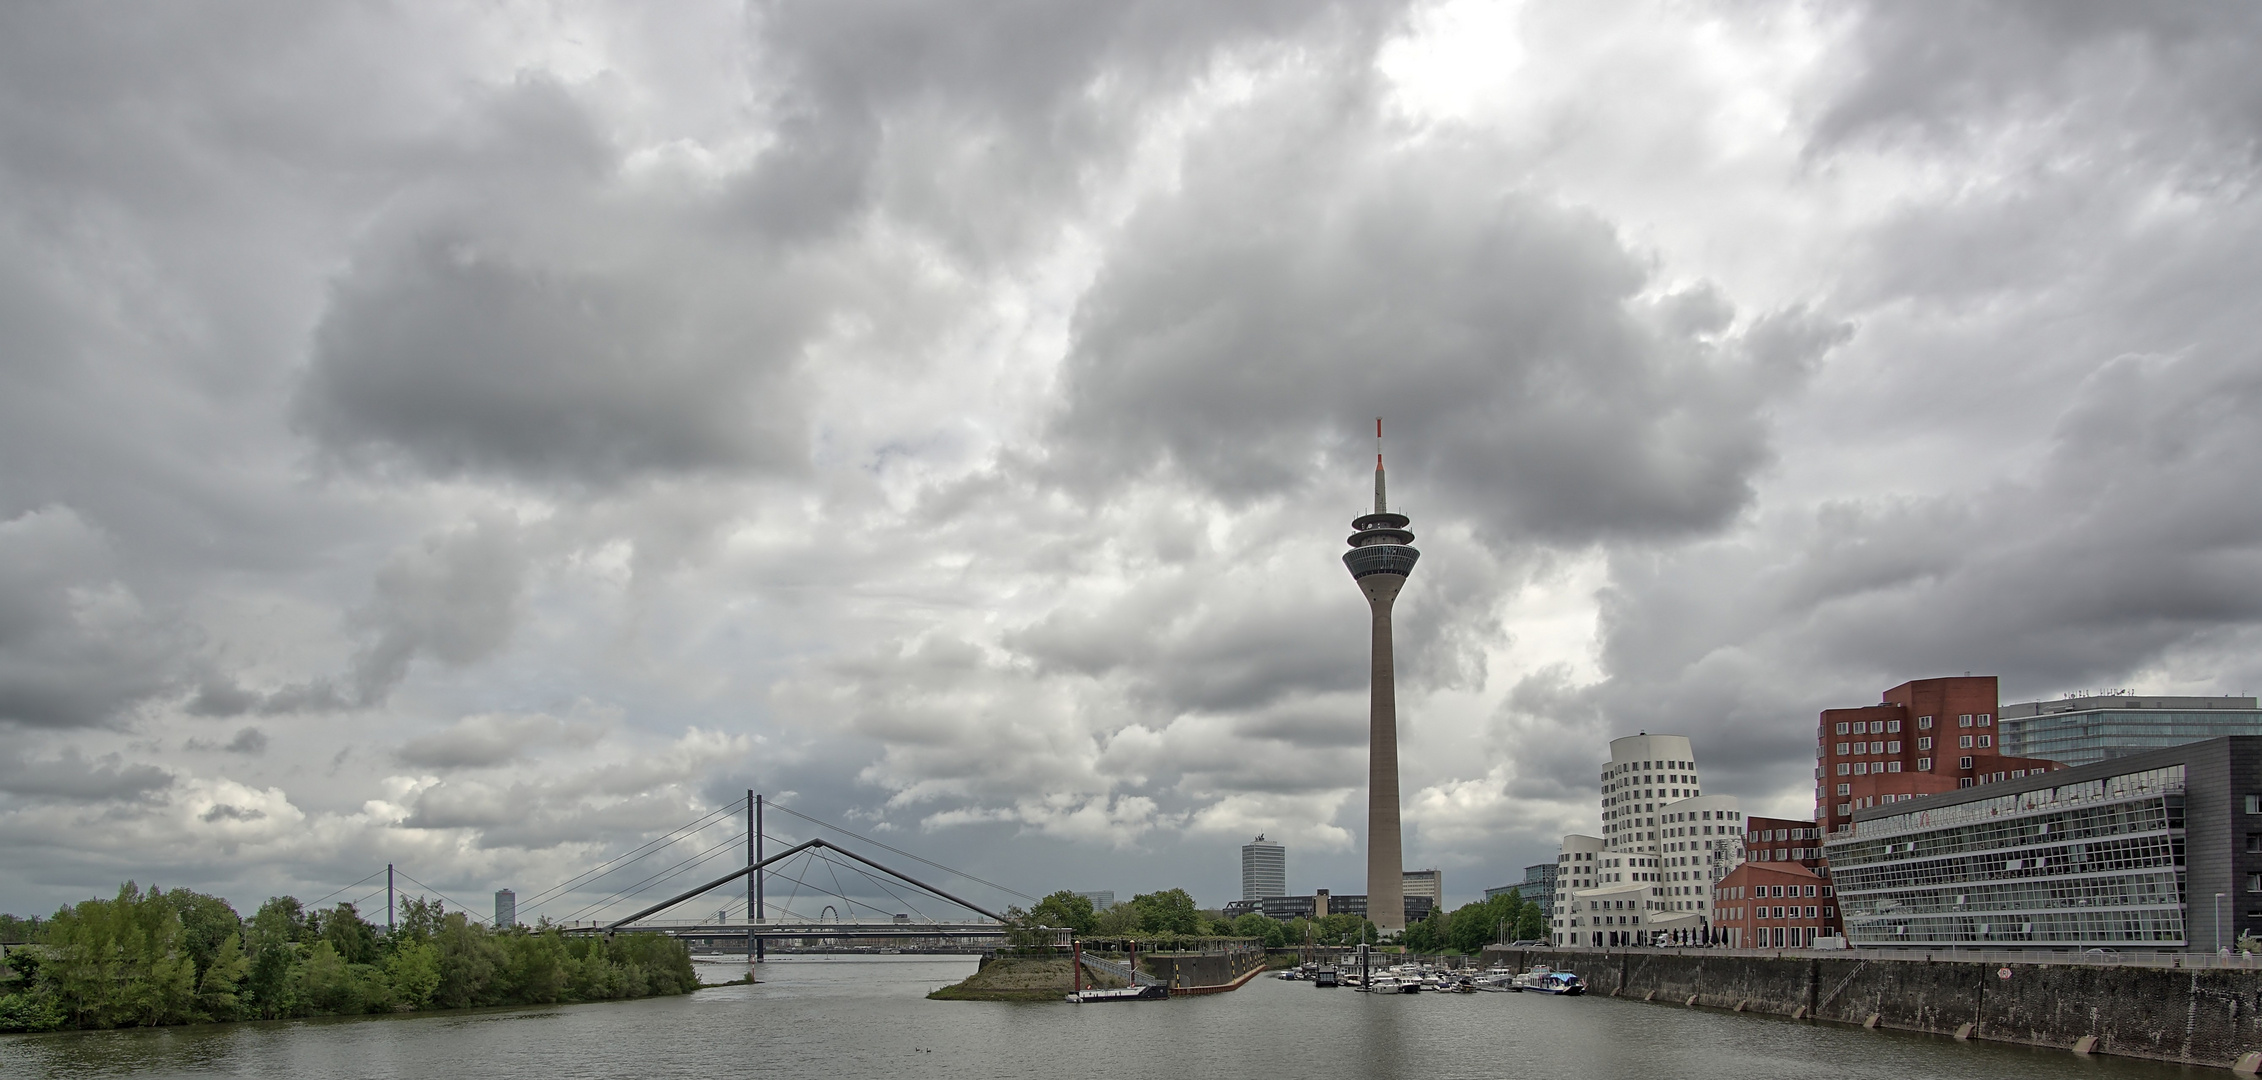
[1487,862,1558,912]
[1223,891,1433,925]
[1714,862,1836,948]
[1344,428,1420,932]
[1241,835,1286,902]
[1076,890,1115,912]
[1818,676,2067,835]
[1551,734,1745,946]
[494,889,516,928]
[1743,816,1827,871]
[1827,737,2262,949]
[2000,695,2262,766]
[1401,869,1441,904]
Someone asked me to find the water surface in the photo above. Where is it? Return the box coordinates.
[0,955,2219,1079]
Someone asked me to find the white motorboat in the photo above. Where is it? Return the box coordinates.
[1508,966,1586,995]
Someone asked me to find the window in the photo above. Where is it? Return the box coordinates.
[1887,741,1901,753]
[1959,735,1975,749]
[2250,874,2261,893]
[1837,763,1850,776]
[1978,734,1992,748]
[1917,736,1932,751]
[1959,756,1974,769]
[1853,721,1867,734]
[1918,758,1932,771]
[1978,714,1992,726]
[1958,778,1974,788]
[1887,761,1902,773]
[1959,714,1973,727]
[2246,795,2262,815]
[1805,885,1817,897]
[2248,835,2261,853]
[1835,742,1849,755]
[1821,886,1833,897]
[1886,719,1902,733]
[1835,783,1850,796]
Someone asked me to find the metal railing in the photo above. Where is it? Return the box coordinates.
[1079,953,1166,986]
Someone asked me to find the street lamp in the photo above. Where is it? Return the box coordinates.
[2217,893,2227,955]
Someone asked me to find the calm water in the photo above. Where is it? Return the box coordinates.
[0,955,2220,1079]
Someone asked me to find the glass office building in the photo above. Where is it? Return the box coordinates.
[1999,695,2262,766]
[1827,737,2262,950]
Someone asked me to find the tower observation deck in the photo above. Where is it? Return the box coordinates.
[1344,419,1418,933]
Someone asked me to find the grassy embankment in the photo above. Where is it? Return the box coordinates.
[926,954,1127,1002]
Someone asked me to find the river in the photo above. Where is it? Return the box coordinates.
[0,954,2216,1079]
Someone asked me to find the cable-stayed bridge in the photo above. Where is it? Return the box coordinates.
[329,795,1033,953]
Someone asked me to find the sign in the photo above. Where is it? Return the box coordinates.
[1997,967,2012,981]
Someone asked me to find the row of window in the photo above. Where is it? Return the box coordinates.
[1839,766,2185,839]
[1720,884,1829,899]
[1725,905,1830,921]
[1847,908,2183,946]
[1827,713,1994,737]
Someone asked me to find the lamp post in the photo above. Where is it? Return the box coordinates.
[2217,893,2227,955]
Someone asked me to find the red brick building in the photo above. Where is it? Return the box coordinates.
[1742,816,1825,871]
[1816,676,2065,834]
[1715,861,1837,948]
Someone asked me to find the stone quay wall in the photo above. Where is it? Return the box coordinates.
[1482,946,2262,1070]
[1138,949,1269,994]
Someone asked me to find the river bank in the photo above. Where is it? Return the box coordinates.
[1485,946,2262,1071]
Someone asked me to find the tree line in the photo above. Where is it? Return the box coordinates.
[0,882,700,1033]
[1012,887,1547,953]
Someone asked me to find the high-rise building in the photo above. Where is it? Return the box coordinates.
[1999,694,2262,765]
[1486,863,1558,913]
[494,889,516,928]
[1553,734,1744,947]
[1817,676,2066,835]
[1401,868,1441,904]
[1075,890,1115,912]
[1343,421,1419,933]
[1241,835,1286,901]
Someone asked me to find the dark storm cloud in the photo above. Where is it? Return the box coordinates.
[1517,343,2262,794]
[739,0,1401,254]
[1045,99,1849,544]
[0,747,171,802]
[0,507,192,729]
[1820,1,2262,161]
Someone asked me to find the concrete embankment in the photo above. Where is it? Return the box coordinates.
[1138,949,1273,995]
[1483,946,2262,1070]
[926,954,1125,1002]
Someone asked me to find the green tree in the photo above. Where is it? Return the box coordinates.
[1127,889,1200,935]
[194,933,249,1021]
[319,903,379,965]
[164,889,243,980]
[1027,891,1099,935]
[384,939,442,1008]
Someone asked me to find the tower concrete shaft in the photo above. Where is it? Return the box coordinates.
[1360,571,1406,933]
[1343,420,1418,933]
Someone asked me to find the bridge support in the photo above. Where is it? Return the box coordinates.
[748,791,764,962]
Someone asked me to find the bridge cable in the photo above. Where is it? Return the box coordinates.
[765,831,984,923]
[767,803,1037,903]
[303,867,389,910]
[553,831,747,925]
[518,802,742,913]
[803,845,932,922]
[391,870,492,926]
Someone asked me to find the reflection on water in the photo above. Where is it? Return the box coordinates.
[0,955,2215,1080]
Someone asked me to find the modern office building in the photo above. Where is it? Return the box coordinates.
[1826,736,2262,949]
[2000,695,2262,766]
[1228,892,1433,925]
[1552,734,1745,946]
[494,889,516,928]
[1817,676,2067,835]
[1343,422,1420,932]
[1076,890,1116,912]
[1715,861,1836,948]
[1401,869,1442,904]
[1487,863,1558,911]
[1241,835,1287,902]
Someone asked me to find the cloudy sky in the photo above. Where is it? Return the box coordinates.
[6,0,2262,920]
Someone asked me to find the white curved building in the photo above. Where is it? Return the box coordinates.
[1552,734,1746,946]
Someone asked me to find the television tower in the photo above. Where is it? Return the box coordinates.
[1343,418,1419,933]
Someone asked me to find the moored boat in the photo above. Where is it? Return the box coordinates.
[1509,966,1585,995]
